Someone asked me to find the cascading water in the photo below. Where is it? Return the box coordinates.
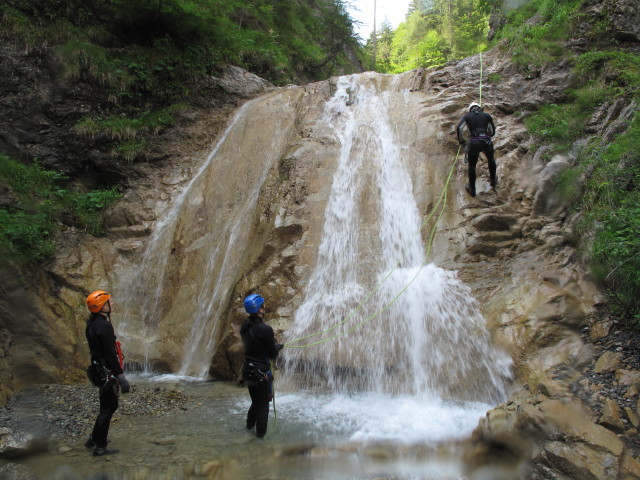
[114,90,304,377]
[115,101,255,375]
[112,70,511,449]
[282,75,512,403]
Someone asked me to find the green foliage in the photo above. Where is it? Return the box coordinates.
[523,88,606,147]
[369,0,491,73]
[525,48,639,150]
[0,155,122,265]
[114,140,147,162]
[3,0,362,92]
[575,111,640,318]
[74,104,184,141]
[65,188,123,232]
[576,51,640,97]
[0,209,55,264]
[486,72,501,84]
[492,0,582,70]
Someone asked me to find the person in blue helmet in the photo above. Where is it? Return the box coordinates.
[457,102,497,197]
[240,293,283,438]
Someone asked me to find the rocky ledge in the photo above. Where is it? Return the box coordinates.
[470,311,640,480]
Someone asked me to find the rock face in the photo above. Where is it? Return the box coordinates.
[95,50,615,384]
[470,323,640,479]
[1,2,640,478]
[2,46,630,394]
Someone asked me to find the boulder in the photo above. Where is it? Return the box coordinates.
[594,351,623,374]
[616,370,640,386]
[598,398,625,433]
[542,441,619,480]
[533,157,571,214]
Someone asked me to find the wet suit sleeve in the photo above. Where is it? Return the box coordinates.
[261,323,280,362]
[456,115,468,144]
[487,115,496,137]
[94,319,124,375]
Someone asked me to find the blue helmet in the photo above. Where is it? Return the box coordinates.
[244,294,265,314]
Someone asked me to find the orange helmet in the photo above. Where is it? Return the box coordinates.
[87,290,110,313]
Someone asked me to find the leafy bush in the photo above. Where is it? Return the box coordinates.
[0,155,122,265]
[576,111,640,318]
[576,51,640,97]
[493,0,582,69]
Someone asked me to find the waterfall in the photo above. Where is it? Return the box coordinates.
[115,101,257,376]
[282,75,511,402]
[113,71,510,401]
[115,90,303,377]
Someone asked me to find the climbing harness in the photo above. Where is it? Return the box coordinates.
[86,361,117,390]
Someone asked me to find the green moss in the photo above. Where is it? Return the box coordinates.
[574,111,640,318]
[487,73,502,84]
[493,0,582,69]
[0,155,122,265]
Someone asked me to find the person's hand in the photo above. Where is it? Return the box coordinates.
[117,374,130,394]
[275,343,284,352]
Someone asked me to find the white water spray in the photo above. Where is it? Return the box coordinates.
[283,75,511,402]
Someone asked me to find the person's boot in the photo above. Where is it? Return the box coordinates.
[85,437,109,448]
[465,183,476,197]
[93,446,119,456]
[490,176,498,193]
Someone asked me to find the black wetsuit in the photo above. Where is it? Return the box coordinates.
[240,314,279,438]
[457,109,497,196]
[86,313,123,448]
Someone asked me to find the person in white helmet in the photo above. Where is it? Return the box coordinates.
[456,102,497,197]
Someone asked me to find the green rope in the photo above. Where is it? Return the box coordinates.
[285,146,462,348]
[479,51,483,106]
[271,360,277,427]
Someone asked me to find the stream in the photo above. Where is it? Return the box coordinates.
[3,375,500,480]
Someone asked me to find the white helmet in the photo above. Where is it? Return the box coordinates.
[469,102,482,111]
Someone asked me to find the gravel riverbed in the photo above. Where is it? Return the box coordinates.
[0,383,192,442]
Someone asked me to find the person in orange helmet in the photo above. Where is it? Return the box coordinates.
[84,290,130,456]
